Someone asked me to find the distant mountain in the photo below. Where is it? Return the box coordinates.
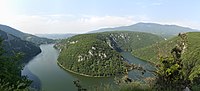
[89,22,198,38]
[0,24,55,45]
[0,30,41,63]
[55,31,163,77]
[36,34,76,39]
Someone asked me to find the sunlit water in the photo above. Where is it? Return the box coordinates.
[22,44,154,91]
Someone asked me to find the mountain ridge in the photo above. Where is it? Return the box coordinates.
[0,29,41,63]
[0,24,55,45]
[89,22,198,38]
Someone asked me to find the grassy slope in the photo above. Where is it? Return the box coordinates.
[56,31,164,77]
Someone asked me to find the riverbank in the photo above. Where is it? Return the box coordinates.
[57,62,115,78]
[23,44,154,91]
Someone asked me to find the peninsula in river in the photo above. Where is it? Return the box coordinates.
[55,31,164,77]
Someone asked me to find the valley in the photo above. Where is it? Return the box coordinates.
[22,44,154,91]
[55,31,163,77]
[0,23,200,91]
[1,1,200,91]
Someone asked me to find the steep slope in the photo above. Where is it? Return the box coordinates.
[133,32,200,79]
[99,31,164,52]
[0,30,41,63]
[56,31,163,77]
[56,33,128,77]
[133,32,200,63]
[90,22,198,38]
[0,24,55,45]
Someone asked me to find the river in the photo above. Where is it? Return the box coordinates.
[22,44,154,91]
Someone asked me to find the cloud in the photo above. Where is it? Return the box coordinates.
[0,14,150,34]
[1,14,199,34]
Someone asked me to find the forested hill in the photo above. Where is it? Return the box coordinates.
[89,23,198,38]
[0,24,55,45]
[56,31,163,77]
[133,32,200,79]
[0,30,41,63]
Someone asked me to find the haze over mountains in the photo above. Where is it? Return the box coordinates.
[0,24,55,45]
[36,34,76,39]
[0,24,55,63]
[90,23,199,38]
[0,22,200,90]
[33,23,199,40]
[0,22,198,63]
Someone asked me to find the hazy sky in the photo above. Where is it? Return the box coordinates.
[0,0,200,34]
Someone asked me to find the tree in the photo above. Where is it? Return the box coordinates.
[154,33,200,91]
[0,38,32,91]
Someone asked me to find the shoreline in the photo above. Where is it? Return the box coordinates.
[131,53,157,65]
[57,62,115,78]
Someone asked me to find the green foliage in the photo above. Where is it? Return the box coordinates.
[56,31,163,77]
[57,33,128,77]
[133,32,200,79]
[87,81,154,91]
[153,33,200,91]
[133,32,200,62]
[100,31,164,52]
[0,38,32,91]
[0,29,41,63]
[132,37,178,64]
[154,57,186,91]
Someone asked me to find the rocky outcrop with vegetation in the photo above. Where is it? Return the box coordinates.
[56,31,163,77]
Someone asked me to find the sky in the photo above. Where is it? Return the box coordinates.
[0,0,200,34]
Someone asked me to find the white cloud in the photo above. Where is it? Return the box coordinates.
[0,14,150,34]
[0,14,199,34]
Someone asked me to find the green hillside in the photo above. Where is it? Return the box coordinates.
[0,24,55,45]
[133,32,200,79]
[99,31,164,52]
[0,30,41,63]
[133,32,200,63]
[56,31,163,77]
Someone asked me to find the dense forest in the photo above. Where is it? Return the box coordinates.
[78,33,200,91]
[0,30,41,63]
[56,31,163,77]
[56,33,128,77]
[133,32,200,80]
[0,39,31,91]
